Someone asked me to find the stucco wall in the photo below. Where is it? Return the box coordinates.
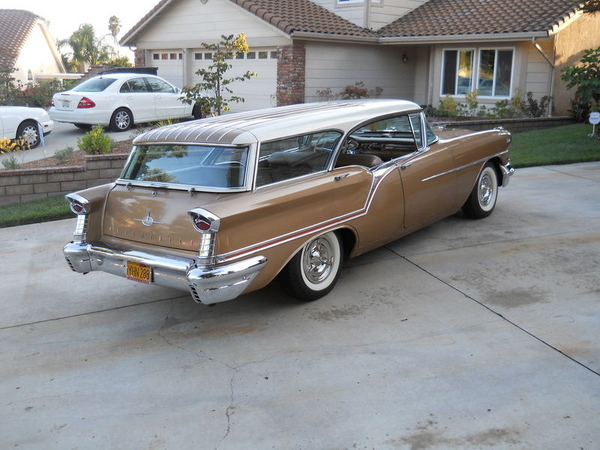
[553,13,600,116]
[304,41,413,103]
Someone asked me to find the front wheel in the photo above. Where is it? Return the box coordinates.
[462,162,499,219]
[110,108,133,131]
[279,231,343,301]
[17,120,40,148]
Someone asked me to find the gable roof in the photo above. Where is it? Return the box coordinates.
[121,0,584,47]
[0,9,42,68]
[379,0,582,42]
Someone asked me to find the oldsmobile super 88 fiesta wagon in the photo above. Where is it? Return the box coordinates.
[64,99,513,304]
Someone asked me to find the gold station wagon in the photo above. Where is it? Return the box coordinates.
[64,99,513,304]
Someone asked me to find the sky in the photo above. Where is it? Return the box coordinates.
[2,0,152,60]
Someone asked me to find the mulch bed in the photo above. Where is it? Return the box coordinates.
[18,139,133,170]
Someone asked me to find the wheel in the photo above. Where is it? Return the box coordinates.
[192,103,203,119]
[462,162,499,219]
[279,231,343,301]
[17,120,40,148]
[74,123,92,130]
[110,108,133,131]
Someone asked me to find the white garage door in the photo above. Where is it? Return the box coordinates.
[191,47,278,112]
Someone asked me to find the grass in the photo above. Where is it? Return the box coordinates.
[510,123,600,168]
[1,123,598,228]
[0,195,72,228]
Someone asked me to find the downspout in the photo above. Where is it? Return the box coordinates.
[532,37,555,116]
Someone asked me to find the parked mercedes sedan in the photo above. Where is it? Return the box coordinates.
[50,73,198,132]
[0,106,53,148]
[63,99,513,304]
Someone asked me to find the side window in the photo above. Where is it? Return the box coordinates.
[256,131,341,187]
[126,78,149,93]
[342,114,421,163]
[146,77,176,93]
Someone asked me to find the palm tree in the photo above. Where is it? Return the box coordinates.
[108,16,122,56]
[69,24,112,67]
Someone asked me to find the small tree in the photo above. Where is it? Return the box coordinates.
[180,33,257,116]
[561,46,600,119]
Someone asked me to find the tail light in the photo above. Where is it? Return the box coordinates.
[77,97,96,109]
[188,208,220,233]
[66,193,90,215]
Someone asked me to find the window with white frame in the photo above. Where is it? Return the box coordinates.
[442,48,514,97]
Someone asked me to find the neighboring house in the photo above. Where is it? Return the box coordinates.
[0,9,68,85]
[120,0,600,115]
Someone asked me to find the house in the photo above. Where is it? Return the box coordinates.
[0,9,68,85]
[120,0,600,115]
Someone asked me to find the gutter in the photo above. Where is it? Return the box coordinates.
[291,31,379,44]
[379,31,549,45]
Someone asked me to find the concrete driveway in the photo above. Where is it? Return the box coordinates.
[1,163,598,450]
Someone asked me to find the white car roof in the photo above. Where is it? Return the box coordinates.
[134,99,422,146]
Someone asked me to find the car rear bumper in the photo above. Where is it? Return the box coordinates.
[49,108,110,126]
[63,241,267,304]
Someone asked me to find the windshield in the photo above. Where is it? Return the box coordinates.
[72,77,117,92]
[121,144,248,189]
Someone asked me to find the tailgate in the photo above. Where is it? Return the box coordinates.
[103,184,220,252]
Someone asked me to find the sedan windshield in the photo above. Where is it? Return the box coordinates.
[121,144,248,189]
[71,77,117,92]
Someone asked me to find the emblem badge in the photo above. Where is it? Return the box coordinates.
[134,212,164,227]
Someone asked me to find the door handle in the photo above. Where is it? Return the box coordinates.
[334,173,349,181]
[400,162,412,170]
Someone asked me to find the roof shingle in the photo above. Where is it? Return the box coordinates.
[0,9,41,68]
[230,0,377,37]
[379,0,580,38]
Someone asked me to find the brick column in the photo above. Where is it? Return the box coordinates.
[134,49,146,67]
[277,45,306,106]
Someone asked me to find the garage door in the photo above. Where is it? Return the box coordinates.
[191,48,277,112]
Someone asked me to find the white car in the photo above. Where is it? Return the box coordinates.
[0,106,53,149]
[50,73,199,132]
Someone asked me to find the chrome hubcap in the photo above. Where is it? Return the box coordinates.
[479,173,494,206]
[302,237,335,284]
[21,126,38,147]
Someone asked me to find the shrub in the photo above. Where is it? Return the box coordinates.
[317,82,383,101]
[54,146,74,164]
[77,125,114,155]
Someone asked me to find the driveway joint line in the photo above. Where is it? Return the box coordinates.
[394,251,600,378]
[0,296,178,331]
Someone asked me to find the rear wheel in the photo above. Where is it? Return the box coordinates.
[110,108,133,131]
[462,162,499,219]
[279,231,343,301]
[17,120,40,148]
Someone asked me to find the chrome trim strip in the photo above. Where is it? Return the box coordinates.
[421,151,509,183]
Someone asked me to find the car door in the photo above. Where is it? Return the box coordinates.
[145,77,188,120]
[397,113,458,230]
[119,77,155,121]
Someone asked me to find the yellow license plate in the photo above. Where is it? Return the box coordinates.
[126,261,152,284]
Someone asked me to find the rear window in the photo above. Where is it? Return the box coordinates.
[72,77,117,92]
[120,144,248,189]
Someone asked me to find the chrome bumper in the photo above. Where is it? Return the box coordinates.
[500,162,515,187]
[63,242,267,305]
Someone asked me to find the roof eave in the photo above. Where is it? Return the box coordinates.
[120,0,175,47]
[378,31,550,45]
[291,31,379,44]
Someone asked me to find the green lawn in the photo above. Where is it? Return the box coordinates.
[0,195,72,228]
[509,123,600,168]
[1,123,598,228]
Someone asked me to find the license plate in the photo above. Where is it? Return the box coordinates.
[62,101,70,108]
[126,261,152,284]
